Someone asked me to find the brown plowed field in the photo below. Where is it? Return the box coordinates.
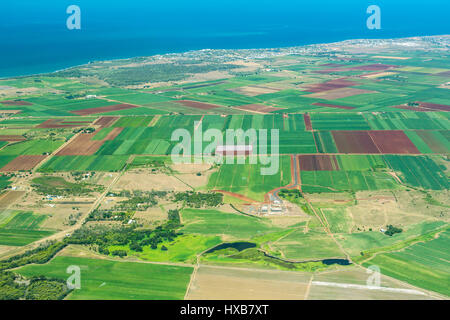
[368,130,420,154]
[175,100,221,110]
[0,135,26,142]
[234,104,283,113]
[93,116,119,128]
[36,119,90,129]
[0,155,47,172]
[304,79,358,93]
[56,133,104,156]
[0,110,21,114]
[304,114,312,131]
[312,102,355,110]
[71,104,138,116]
[332,131,380,154]
[298,155,340,171]
[416,102,450,112]
[0,100,32,106]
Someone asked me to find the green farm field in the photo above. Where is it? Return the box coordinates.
[17,256,193,300]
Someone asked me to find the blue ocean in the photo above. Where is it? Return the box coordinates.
[0,0,449,78]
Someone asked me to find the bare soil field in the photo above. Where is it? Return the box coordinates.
[0,155,47,172]
[303,114,312,131]
[0,135,26,142]
[368,130,420,154]
[309,267,435,300]
[72,104,138,116]
[304,79,359,93]
[416,102,450,112]
[0,100,33,106]
[0,191,25,210]
[56,133,104,156]
[186,265,311,300]
[298,155,340,171]
[36,119,91,129]
[332,131,380,154]
[93,116,119,128]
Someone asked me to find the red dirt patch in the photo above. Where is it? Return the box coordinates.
[415,102,450,112]
[93,116,119,128]
[304,87,376,100]
[72,104,138,116]
[332,131,380,154]
[304,114,312,131]
[56,133,104,156]
[368,130,420,154]
[36,119,92,129]
[312,102,355,110]
[0,135,26,142]
[175,100,222,110]
[0,155,47,172]
[348,64,398,71]
[298,155,340,171]
[304,79,359,93]
[233,104,283,113]
[0,100,32,106]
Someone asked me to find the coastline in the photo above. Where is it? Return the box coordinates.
[1,34,448,81]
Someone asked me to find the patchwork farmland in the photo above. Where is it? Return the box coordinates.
[0,36,448,301]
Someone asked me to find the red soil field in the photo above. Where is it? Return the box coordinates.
[416,102,450,112]
[416,130,449,153]
[0,155,47,172]
[304,79,358,93]
[298,155,340,171]
[71,104,138,116]
[56,133,104,156]
[93,116,119,128]
[36,119,91,129]
[312,102,355,110]
[368,130,420,154]
[233,104,283,113]
[304,114,312,131]
[0,135,26,142]
[0,100,33,106]
[332,131,380,154]
[56,126,123,156]
[175,100,221,110]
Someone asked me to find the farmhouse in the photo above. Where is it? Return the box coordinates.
[215,145,253,156]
